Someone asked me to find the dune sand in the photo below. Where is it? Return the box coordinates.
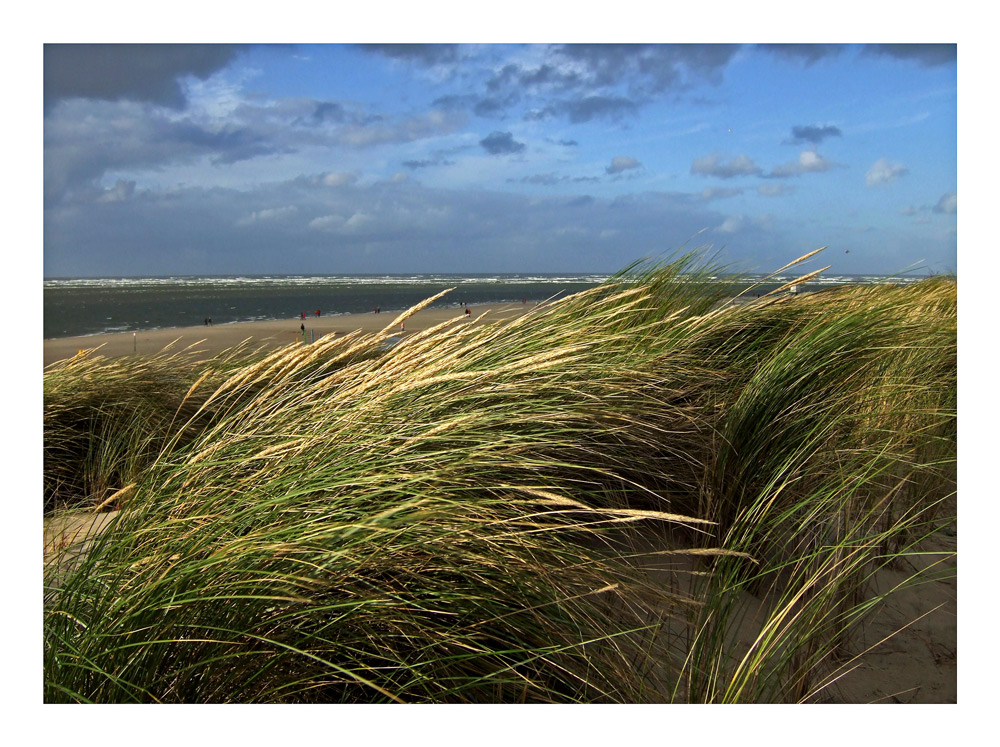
[44,303,532,367]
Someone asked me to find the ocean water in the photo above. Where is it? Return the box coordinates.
[42,273,920,340]
[43,274,609,339]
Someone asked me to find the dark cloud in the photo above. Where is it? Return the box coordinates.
[786,124,842,145]
[44,92,466,205]
[312,101,346,123]
[523,107,558,122]
[759,43,956,68]
[562,95,639,123]
[485,64,521,93]
[511,173,600,186]
[540,136,580,146]
[431,94,478,111]
[518,63,574,90]
[553,44,741,93]
[402,155,455,170]
[900,192,957,217]
[757,44,846,65]
[44,44,248,109]
[637,44,741,90]
[485,61,581,95]
[169,122,279,165]
[516,173,564,186]
[453,45,742,126]
[478,88,641,124]
[479,131,526,155]
[358,44,462,66]
[864,44,956,66]
[473,92,522,119]
[44,100,283,204]
[291,100,386,129]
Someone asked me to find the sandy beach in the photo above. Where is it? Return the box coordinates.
[44,302,532,367]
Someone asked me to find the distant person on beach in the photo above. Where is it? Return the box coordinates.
[315,309,321,317]
[465,308,472,316]
[204,318,208,326]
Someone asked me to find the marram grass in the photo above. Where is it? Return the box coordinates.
[43,252,956,703]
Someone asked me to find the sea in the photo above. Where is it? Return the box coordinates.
[42,273,923,340]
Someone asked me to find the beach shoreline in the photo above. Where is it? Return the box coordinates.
[43,302,531,367]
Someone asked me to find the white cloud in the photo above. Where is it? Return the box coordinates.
[691,153,762,179]
[769,150,835,178]
[236,205,298,226]
[308,214,345,231]
[934,192,957,214]
[717,214,748,233]
[701,187,743,201]
[321,172,359,187]
[343,212,375,232]
[606,156,642,175]
[797,150,831,172]
[758,183,792,197]
[337,110,465,148]
[97,180,136,203]
[866,158,909,187]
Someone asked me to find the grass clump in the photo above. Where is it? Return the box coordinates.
[43,251,956,703]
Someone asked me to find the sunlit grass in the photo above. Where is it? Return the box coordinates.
[43,251,956,702]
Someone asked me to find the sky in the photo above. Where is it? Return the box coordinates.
[41,40,958,278]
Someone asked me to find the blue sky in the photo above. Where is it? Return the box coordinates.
[42,40,957,278]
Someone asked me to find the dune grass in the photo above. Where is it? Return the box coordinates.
[43,252,956,703]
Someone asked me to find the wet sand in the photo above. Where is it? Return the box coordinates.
[44,302,533,367]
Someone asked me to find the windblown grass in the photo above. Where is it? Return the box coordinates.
[43,251,956,703]
[43,340,271,513]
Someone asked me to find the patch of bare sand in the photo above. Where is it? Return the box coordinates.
[594,522,956,703]
[44,509,120,567]
[824,528,957,703]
